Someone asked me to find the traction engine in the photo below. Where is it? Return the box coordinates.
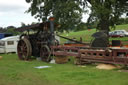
[17,18,57,62]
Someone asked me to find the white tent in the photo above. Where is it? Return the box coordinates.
[0,36,19,53]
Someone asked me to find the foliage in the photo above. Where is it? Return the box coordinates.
[74,22,88,31]
[0,26,20,35]
[26,0,128,32]
[116,18,128,25]
[21,22,26,27]
[0,27,6,33]
[87,0,128,31]
[25,0,88,31]
[5,28,20,35]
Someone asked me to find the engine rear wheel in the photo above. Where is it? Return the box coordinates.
[17,38,32,60]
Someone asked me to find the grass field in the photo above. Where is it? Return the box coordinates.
[0,54,128,85]
[60,24,128,44]
[0,24,128,85]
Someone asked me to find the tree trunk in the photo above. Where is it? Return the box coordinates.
[99,19,109,46]
[100,19,109,33]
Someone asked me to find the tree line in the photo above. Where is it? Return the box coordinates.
[0,17,128,35]
[0,22,36,35]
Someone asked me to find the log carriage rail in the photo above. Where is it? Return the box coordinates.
[51,45,128,65]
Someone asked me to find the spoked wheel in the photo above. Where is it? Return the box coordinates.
[40,45,51,62]
[17,38,32,60]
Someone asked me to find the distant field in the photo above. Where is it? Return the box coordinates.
[59,24,128,44]
[0,54,128,85]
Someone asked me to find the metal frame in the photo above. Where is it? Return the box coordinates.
[51,45,128,66]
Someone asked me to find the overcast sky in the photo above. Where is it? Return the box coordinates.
[0,0,89,28]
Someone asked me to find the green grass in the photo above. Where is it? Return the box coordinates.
[59,24,128,44]
[0,24,128,85]
[111,24,128,31]
[0,54,128,85]
[60,29,96,44]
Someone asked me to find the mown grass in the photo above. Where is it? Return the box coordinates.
[59,24,128,44]
[0,54,128,85]
[0,24,128,85]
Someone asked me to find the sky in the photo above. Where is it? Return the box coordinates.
[0,0,89,28]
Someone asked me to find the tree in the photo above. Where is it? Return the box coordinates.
[26,0,128,32]
[124,18,128,24]
[87,0,128,33]
[21,22,27,27]
[25,0,128,46]
[0,27,6,33]
[74,22,87,31]
[6,26,20,35]
[87,0,128,47]
[25,0,87,31]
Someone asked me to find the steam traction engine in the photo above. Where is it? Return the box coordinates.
[17,18,57,62]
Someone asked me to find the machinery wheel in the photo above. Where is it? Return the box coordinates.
[17,38,32,60]
[40,45,51,62]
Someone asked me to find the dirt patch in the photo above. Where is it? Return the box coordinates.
[0,56,2,60]
[96,64,118,70]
